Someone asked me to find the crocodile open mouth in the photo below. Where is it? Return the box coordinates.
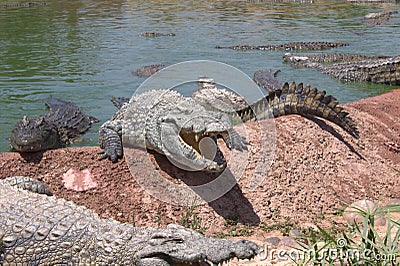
[178,129,227,171]
[142,254,232,266]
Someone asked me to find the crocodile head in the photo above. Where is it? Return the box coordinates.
[147,98,248,172]
[9,116,63,152]
[135,224,259,265]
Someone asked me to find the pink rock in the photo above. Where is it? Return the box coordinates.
[62,168,98,192]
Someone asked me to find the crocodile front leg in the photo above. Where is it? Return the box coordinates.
[98,120,123,162]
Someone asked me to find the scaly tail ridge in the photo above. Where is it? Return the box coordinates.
[237,82,359,138]
[272,82,359,138]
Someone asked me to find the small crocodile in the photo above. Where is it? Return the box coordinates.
[10,97,98,153]
[363,11,398,26]
[132,64,166,77]
[215,41,349,51]
[139,32,176,37]
[284,53,400,85]
[99,70,358,171]
[0,2,46,8]
[0,177,260,265]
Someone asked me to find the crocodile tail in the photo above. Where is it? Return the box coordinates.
[236,82,359,138]
[268,82,359,138]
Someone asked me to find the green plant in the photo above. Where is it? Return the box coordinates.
[217,224,253,238]
[179,200,207,234]
[259,220,298,236]
[292,202,400,266]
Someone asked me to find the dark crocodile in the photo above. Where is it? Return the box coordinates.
[139,32,176,37]
[253,69,282,92]
[111,96,131,109]
[215,41,349,51]
[284,53,400,85]
[99,70,358,171]
[0,177,260,265]
[132,64,166,77]
[10,97,98,153]
[0,2,46,8]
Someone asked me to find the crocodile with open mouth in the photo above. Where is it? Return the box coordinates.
[0,176,260,265]
[98,69,359,172]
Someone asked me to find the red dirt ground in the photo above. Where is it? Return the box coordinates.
[1,89,400,264]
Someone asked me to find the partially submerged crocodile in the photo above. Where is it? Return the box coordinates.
[0,2,46,8]
[139,32,176,37]
[284,53,400,85]
[132,64,166,77]
[215,41,349,51]
[10,97,98,152]
[363,11,398,26]
[0,177,259,265]
[99,69,359,172]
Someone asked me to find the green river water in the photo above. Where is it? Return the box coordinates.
[0,0,399,152]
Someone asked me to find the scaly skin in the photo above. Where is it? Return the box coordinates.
[253,69,282,92]
[100,70,359,172]
[194,71,359,139]
[283,53,390,64]
[99,90,248,172]
[10,97,98,153]
[0,177,259,265]
[139,32,176,37]
[2,176,53,196]
[363,11,397,26]
[132,64,166,77]
[0,2,46,8]
[284,53,400,85]
[237,82,359,138]
[215,41,349,51]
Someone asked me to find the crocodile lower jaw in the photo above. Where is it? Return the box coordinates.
[179,131,227,172]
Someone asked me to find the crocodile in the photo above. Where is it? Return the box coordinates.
[283,53,400,85]
[139,32,176,37]
[10,97,98,153]
[98,69,359,171]
[363,11,398,26]
[0,2,46,8]
[0,177,260,265]
[132,64,166,77]
[215,41,349,51]
[283,53,391,64]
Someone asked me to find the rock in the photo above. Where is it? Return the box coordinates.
[62,168,98,192]
[343,199,377,224]
[264,236,281,246]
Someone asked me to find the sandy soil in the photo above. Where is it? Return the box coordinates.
[1,89,400,265]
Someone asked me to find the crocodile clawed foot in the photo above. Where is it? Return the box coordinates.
[221,130,248,151]
[97,146,122,163]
